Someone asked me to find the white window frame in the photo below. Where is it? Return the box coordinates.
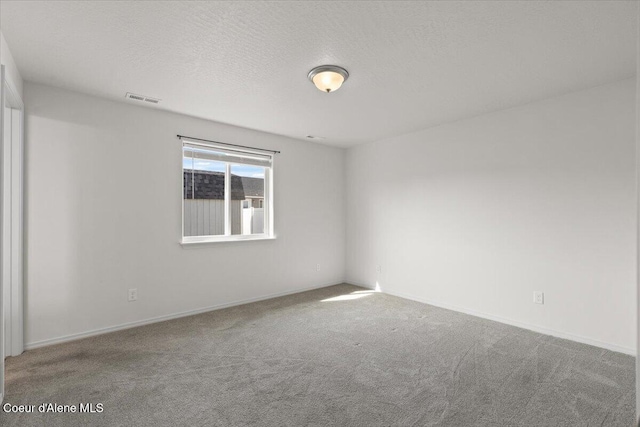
[181,139,275,244]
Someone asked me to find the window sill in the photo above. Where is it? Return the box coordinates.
[181,235,276,246]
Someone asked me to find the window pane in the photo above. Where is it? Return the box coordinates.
[183,151,226,237]
[230,164,266,235]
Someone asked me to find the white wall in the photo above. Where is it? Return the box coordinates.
[23,82,345,347]
[636,5,640,417]
[0,31,23,100]
[347,78,636,354]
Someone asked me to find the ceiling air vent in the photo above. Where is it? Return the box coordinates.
[125,92,161,104]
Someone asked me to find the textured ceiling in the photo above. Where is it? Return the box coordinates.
[1,1,637,147]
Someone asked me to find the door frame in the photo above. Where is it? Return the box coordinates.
[0,65,25,402]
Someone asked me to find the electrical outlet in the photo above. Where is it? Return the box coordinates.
[128,288,138,302]
[533,291,544,305]
[376,265,382,274]
[316,263,321,272]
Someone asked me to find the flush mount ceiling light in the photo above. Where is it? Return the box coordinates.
[308,65,349,93]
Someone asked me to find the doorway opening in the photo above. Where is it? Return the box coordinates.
[1,65,25,402]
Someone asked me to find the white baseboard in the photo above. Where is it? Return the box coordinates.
[25,281,345,351]
[24,281,635,356]
[348,281,635,356]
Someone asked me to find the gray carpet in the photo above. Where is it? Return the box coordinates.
[0,284,635,426]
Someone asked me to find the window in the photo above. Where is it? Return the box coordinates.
[182,139,274,243]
